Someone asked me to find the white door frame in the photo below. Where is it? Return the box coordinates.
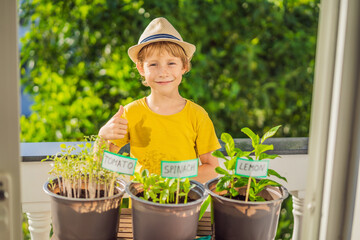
[302,0,360,239]
[0,0,22,240]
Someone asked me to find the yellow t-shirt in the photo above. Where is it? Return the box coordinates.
[111,97,221,175]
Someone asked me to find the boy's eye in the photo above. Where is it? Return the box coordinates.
[169,62,176,65]
[149,63,157,67]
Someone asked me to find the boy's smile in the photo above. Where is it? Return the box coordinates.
[155,80,175,85]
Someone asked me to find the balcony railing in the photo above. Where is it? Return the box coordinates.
[21,138,308,240]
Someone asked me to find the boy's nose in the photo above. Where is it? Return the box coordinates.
[158,66,169,76]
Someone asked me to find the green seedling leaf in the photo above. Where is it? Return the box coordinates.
[254,144,273,159]
[261,125,281,144]
[215,167,230,175]
[216,177,231,192]
[259,153,279,160]
[255,195,265,201]
[161,189,169,202]
[235,148,252,159]
[60,144,67,149]
[241,127,259,148]
[234,177,248,188]
[226,157,237,170]
[221,133,235,157]
[144,191,150,200]
[229,188,239,197]
[212,150,227,160]
[141,169,149,178]
[268,169,288,182]
[199,195,211,221]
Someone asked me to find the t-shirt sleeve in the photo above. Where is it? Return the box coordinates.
[110,107,130,149]
[195,114,221,156]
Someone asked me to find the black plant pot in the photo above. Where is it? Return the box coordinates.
[205,177,289,240]
[43,177,126,240]
[126,180,208,240]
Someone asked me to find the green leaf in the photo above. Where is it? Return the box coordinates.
[60,143,67,149]
[141,169,149,178]
[241,127,259,148]
[259,153,279,160]
[268,168,287,182]
[234,177,247,188]
[215,167,230,175]
[199,195,211,221]
[261,125,281,144]
[221,133,235,157]
[254,144,273,159]
[212,150,227,160]
[216,176,231,191]
[229,188,239,197]
[257,179,281,190]
[235,148,252,158]
[226,157,237,170]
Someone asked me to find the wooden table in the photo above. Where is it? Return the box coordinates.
[117,208,213,240]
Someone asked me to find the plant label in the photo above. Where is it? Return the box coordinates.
[161,159,198,179]
[235,158,269,178]
[101,150,137,175]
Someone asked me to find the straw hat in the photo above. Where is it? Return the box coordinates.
[128,17,196,63]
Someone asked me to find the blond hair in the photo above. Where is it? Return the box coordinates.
[137,41,191,77]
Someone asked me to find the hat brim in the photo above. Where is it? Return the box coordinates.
[128,38,196,63]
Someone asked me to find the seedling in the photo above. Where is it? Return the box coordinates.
[43,135,124,198]
[212,125,287,202]
[132,169,196,204]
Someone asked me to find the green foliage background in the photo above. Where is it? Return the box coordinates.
[19,0,319,142]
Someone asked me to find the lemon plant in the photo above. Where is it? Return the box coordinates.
[212,125,287,201]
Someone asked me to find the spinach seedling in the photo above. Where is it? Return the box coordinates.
[133,169,196,204]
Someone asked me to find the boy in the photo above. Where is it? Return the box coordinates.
[98,17,220,183]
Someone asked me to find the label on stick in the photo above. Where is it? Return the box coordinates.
[161,159,198,179]
[101,150,137,175]
[235,158,269,178]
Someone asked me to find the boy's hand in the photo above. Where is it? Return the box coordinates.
[99,106,128,140]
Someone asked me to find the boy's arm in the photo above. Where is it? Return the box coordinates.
[192,151,219,184]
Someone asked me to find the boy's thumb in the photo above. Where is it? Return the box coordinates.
[115,105,124,117]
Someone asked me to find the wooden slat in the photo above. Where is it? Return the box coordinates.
[117,210,212,240]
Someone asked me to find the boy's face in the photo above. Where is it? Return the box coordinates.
[137,49,186,96]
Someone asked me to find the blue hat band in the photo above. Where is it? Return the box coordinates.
[140,34,180,44]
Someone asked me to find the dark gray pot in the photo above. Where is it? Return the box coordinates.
[126,180,207,240]
[205,177,289,240]
[43,177,126,240]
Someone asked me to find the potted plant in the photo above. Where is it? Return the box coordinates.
[126,169,208,240]
[205,126,289,240]
[42,136,127,240]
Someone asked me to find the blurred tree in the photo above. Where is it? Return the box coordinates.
[19,0,319,142]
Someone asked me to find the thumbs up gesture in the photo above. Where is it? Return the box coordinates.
[99,105,128,140]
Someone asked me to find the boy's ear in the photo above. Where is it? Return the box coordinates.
[136,63,145,76]
[182,64,189,74]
